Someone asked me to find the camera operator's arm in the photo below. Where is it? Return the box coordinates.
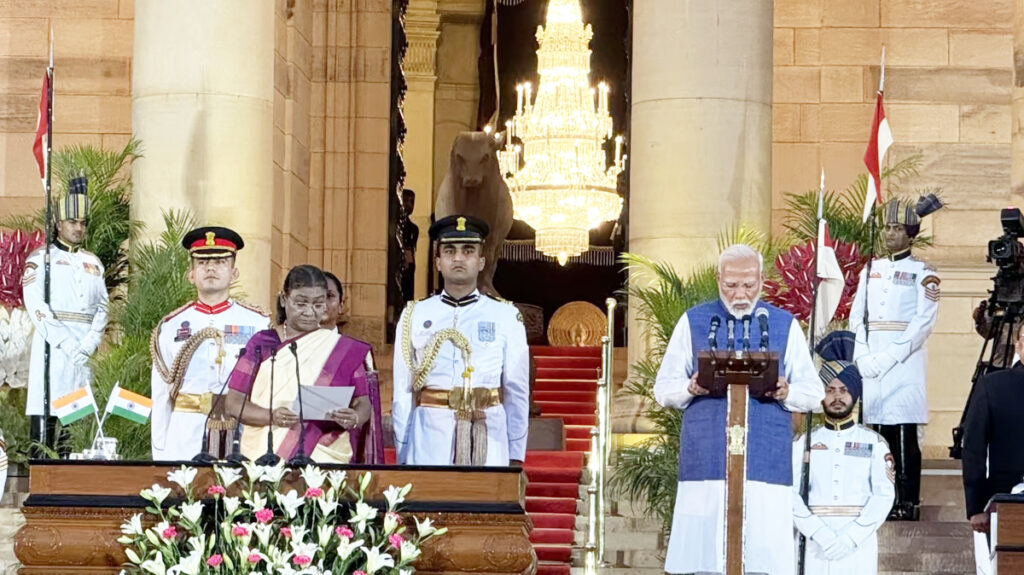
[882,269,940,365]
[962,375,992,525]
[973,300,995,340]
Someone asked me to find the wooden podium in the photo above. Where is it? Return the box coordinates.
[697,350,779,575]
[987,493,1024,572]
[14,461,535,575]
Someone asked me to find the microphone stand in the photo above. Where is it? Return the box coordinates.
[227,346,262,465]
[255,350,281,466]
[708,316,721,351]
[726,317,736,351]
[741,315,752,352]
[288,342,313,467]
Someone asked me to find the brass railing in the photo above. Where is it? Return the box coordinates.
[584,297,616,573]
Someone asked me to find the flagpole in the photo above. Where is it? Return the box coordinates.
[40,27,55,457]
[797,168,825,575]
[863,46,885,348]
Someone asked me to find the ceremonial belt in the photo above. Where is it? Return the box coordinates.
[173,392,214,414]
[53,311,94,324]
[810,505,863,517]
[416,387,502,411]
[867,321,909,331]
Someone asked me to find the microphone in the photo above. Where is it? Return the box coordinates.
[287,342,313,467]
[708,315,721,350]
[742,315,752,352]
[192,347,244,464]
[756,308,770,352]
[726,317,736,351]
[227,346,261,465]
[255,350,281,466]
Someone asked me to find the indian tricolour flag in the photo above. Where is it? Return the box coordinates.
[51,387,97,425]
[105,384,152,424]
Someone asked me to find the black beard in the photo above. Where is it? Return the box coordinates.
[824,402,855,420]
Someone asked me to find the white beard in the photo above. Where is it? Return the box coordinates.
[721,294,760,319]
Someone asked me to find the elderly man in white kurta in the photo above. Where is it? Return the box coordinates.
[22,181,108,450]
[150,227,267,461]
[392,215,530,466]
[849,196,942,521]
[655,244,823,575]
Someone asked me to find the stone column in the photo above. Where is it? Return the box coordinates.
[132,1,274,308]
[1014,0,1024,203]
[628,0,773,357]
[404,0,441,300]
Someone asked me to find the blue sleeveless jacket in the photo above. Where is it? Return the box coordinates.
[677,300,794,486]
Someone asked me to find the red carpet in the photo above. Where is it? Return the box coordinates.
[528,345,601,575]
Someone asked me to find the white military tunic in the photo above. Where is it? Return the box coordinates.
[654,310,824,575]
[150,300,267,461]
[392,290,530,466]
[22,243,109,415]
[849,253,939,424]
[792,422,895,575]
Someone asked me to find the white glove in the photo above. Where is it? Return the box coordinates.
[821,533,856,561]
[72,348,91,367]
[810,526,838,551]
[857,353,896,378]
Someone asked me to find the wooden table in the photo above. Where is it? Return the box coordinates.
[14,461,535,575]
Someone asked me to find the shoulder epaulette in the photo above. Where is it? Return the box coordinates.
[26,246,45,259]
[235,300,270,318]
[160,302,193,324]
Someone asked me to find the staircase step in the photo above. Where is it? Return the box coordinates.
[565,438,591,452]
[537,563,571,575]
[526,497,578,514]
[564,425,593,440]
[530,528,575,545]
[534,356,602,369]
[525,450,585,467]
[534,378,598,392]
[527,482,581,499]
[534,390,597,403]
[548,414,597,426]
[531,346,601,358]
[536,367,600,379]
[525,466,583,483]
[531,513,577,530]
[534,544,573,563]
[535,400,597,415]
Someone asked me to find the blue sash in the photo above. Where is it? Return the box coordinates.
[676,300,794,486]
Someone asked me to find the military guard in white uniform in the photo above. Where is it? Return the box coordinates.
[794,331,895,575]
[150,227,268,461]
[849,194,942,520]
[392,215,530,467]
[22,178,109,450]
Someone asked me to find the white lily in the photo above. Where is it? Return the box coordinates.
[153,521,175,542]
[278,489,305,519]
[247,492,267,510]
[315,497,339,517]
[399,569,413,575]
[358,471,373,493]
[241,460,264,483]
[166,466,198,491]
[267,546,292,568]
[168,549,202,575]
[214,466,243,488]
[413,516,436,537]
[350,501,378,533]
[336,537,364,560]
[120,513,144,535]
[299,465,326,489]
[140,484,172,506]
[140,551,166,575]
[399,540,421,563]
[382,484,406,510]
[383,512,399,535]
[180,501,204,526]
[223,496,241,515]
[253,523,274,546]
[316,524,333,546]
[326,470,346,491]
[260,461,288,485]
[288,525,309,543]
[185,535,205,554]
[362,545,395,574]
[290,541,318,558]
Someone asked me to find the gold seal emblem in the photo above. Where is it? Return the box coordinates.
[205,231,216,246]
[456,217,466,231]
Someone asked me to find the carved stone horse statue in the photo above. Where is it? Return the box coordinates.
[435,131,514,298]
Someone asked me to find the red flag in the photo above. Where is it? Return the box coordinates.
[32,72,50,181]
[861,90,893,221]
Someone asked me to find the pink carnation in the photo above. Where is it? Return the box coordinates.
[161,526,177,539]
[232,525,250,537]
[248,553,262,564]
[335,525,354,539]
[207,485,226,496]
[389,533,405,548]
[205,555,223,567]
[386,511,404,525]
[255,508,274,524]
[280,526,293,538]
[354,571,368,575]
[304,487,323,498]
[292,555,312,566]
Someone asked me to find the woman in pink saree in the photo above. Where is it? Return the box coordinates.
[224,265,376,463]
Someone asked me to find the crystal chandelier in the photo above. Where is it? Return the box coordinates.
[497,0,625,266]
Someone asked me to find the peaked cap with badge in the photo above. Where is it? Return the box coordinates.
[429,215,489,244]
[182,226,245,259]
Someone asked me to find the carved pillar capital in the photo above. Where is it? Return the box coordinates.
[405,0,441,83]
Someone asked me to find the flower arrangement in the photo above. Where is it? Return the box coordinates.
[118,463,447,575]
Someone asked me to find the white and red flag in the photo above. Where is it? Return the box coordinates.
[32,71,50,186]
[862,49,893,222]
[815,170,844,335]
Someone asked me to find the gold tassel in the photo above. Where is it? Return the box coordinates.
[471,410,488,465]
[454,410,472,465]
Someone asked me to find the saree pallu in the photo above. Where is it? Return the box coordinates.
[239,329,370,463]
